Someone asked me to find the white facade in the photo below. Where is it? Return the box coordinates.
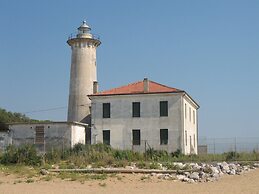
[67,21,101,123]
[90,92,199,154]
[6,122,86,152]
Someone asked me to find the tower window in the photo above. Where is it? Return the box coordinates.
[132,129,141,145]
[103,103,110,118]
[160,129,168,145]
[132,102,140,117]
[160,101,168,117]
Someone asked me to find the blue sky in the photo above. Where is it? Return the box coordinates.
[0,0,258,138]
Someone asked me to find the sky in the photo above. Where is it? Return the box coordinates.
[0,0,258,138]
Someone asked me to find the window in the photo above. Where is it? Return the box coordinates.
[185,103,187,119]
[189,107,191,122]
[132,102,140,117]
[35,126,44,144]
[190,135,192,147]
[103,103,110,118]
[160,101,168,117]
[185,130,187,146]
[132,129,141,145]
[193,110,195,124]
[160,129,168,145]
[103,130,110,145]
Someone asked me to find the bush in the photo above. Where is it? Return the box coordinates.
[0,145,41,166]
[225,151,240,161]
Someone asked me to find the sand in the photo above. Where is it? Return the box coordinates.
[1,169,259,194]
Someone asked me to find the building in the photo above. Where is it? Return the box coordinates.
[0,21,199,155]
[67,21,101,124]
[3,122,86,152]
[89,78,199,154]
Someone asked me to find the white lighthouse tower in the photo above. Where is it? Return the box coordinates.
[67,21,101,123]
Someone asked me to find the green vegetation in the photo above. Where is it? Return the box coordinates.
[0,145,42,166]
[0,107,51,130]
[1,144,259,169]
[0,143,259,183]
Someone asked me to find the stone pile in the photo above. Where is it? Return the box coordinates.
[152,162,259,183]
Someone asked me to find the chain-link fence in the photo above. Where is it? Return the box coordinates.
[198,137,259,154]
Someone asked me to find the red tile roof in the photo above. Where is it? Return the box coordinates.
[89,79,184,97]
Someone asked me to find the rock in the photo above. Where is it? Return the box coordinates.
[229,163,237,171]
[220,162,230,172]
[40,169,49,175]
[254,163,259,168]
[189,172,199,180]
[176,175,186,181]
[199,171,207,179]
[157,173,164,179]
[183,177,190,182]
[173,162,184,169]
[151,172,157,176]
[229,169,236,175]
[210,166,219,174]
[184,172,190,177]
[187,178,195,183]
[211,173,220,179]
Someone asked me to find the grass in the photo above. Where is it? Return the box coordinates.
[0,164,39,178]
[1,143,259,184]
[26,178,34,183]
[56,172,108,182]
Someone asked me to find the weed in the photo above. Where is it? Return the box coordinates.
[13,180,22,184]
[43,176,52,181]
[26,178,34,183]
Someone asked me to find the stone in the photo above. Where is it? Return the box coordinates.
[210,166,219,174]
[176,175,186,181]
[199,171,207,179]
[229,169,236,175]
[173,162,184,169]
[187,178,195,183]
[40,169,49,175]
[189,172,199,180]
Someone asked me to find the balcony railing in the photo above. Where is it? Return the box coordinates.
[68,32,100,40]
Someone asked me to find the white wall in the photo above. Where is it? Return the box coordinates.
[183,95,198,154]
[71,125,86,147]
[8,122,86,151]
[0,131,12,151]
[91,93,184,153]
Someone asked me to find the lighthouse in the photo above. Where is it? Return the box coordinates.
[67,21,101,123]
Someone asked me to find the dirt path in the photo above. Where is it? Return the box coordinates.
[1,169,259,194]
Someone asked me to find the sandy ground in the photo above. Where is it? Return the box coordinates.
[1,169,259,194]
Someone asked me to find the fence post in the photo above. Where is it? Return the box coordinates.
[144,140,147,161]
[213,138,216,155]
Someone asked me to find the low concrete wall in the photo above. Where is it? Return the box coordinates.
[7,122,86,152]
[0,131,12,151]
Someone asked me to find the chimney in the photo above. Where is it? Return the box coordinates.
[143,78,149,93]
[93,81,98,94]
